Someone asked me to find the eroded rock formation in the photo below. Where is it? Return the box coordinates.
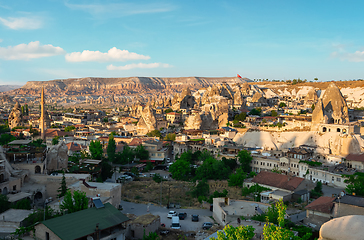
[46,141,68,173]
[8,102,23,129]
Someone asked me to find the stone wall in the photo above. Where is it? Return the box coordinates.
[34,223,62,240]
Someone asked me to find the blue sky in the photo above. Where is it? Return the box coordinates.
[0,0,363,85]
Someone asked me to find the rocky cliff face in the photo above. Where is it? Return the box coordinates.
[9,77,250,97]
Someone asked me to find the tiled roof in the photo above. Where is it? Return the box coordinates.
[305,196,335,214]
[334,195,364,207]
[346,153,364,163]
[252,171,304,191]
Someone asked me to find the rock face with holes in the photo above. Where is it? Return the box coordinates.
[8,102,23,129]
[312,83,349,130]
[46,141,68,173]
[137,104,157,135]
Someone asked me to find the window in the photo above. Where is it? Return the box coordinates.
[337,178,341,182]
[13,185,16,191]
[332,176,335,181]
[46,232,50,240]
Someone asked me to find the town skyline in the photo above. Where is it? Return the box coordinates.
[1,0,364,85]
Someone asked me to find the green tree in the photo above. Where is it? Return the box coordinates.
[249,108,261,116]
[169,159,192,181]
[164,133,176,141]
[52,136,60,145]
[25,104,29,115]
[237,150,253,173]
[0,125,10,133]
[107,134,116,162]
[311,103,315,111]
[0,134,16,145]
[211,225,255,240]
[314,77,318,81]
[57,171,68,198]
[262,199,312,240]
[89,140,103,160]
[103,117,108,123]
[60,190,88,214]
[135,145,149,160]
[143,229,160,240]
[222,157,238,170]
[195,157,231,180]
[228,167,246,187]
[0,194,10,213]
[279,102,287,108]
[344,172,364,196]
[165,108,173,113]
[64,125,76,132]
[146,130,162,138]
[100,160,113,181]
[234,112,247,122]
[208,189,228,204]
[153,173,163,183]
[271,110,278,117]
[21,105,24,115]
[131,167,139,176]
[115,145,135,164]
[190,179,209,198]
[13,198,31,210]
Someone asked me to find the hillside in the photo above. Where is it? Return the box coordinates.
[0,85,23,92]
[5,76,251,97]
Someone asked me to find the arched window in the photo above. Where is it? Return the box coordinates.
[337,128,341,132]
[323,127,327,132]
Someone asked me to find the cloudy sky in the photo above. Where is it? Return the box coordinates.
[0,0,363,85]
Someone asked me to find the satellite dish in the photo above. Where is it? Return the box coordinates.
[87,236,94,240]
[340,191,345,197]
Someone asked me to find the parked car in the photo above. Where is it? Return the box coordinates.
[171,216,181,229]
[118,175,132,181]
[139,173,147,177]
[202,222,213,230]
[167,211,177,218]
[191,215,199,222]
[178,212,187,220]
[166,158,171,162]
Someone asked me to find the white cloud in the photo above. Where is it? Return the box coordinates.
[0,41,65,60]
[0,39,2,43]
[0,16,42,30]
[107,62,171,70]
[65,47,150,62]
[332,50,364,62]
[65,2,175,18]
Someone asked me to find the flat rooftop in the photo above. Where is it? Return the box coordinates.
[0,209,33,223]
[70,181,121,190]
[6,192,32,203]
[221,199,270,217]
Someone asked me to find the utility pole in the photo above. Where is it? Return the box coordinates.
[160,180,162,206]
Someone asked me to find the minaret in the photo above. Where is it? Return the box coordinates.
[40,87,45,140]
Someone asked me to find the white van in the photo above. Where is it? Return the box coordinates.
[171,216,181,229]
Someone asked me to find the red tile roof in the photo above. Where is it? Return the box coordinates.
[128,138,144,146]
[45,129,69,137]
[305,196,335,214]
[66,142,84,152]
[252,171,304,191]
[346,153,364,163]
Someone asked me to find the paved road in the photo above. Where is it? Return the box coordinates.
[120,200,213,232]
[322,185,344,197]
